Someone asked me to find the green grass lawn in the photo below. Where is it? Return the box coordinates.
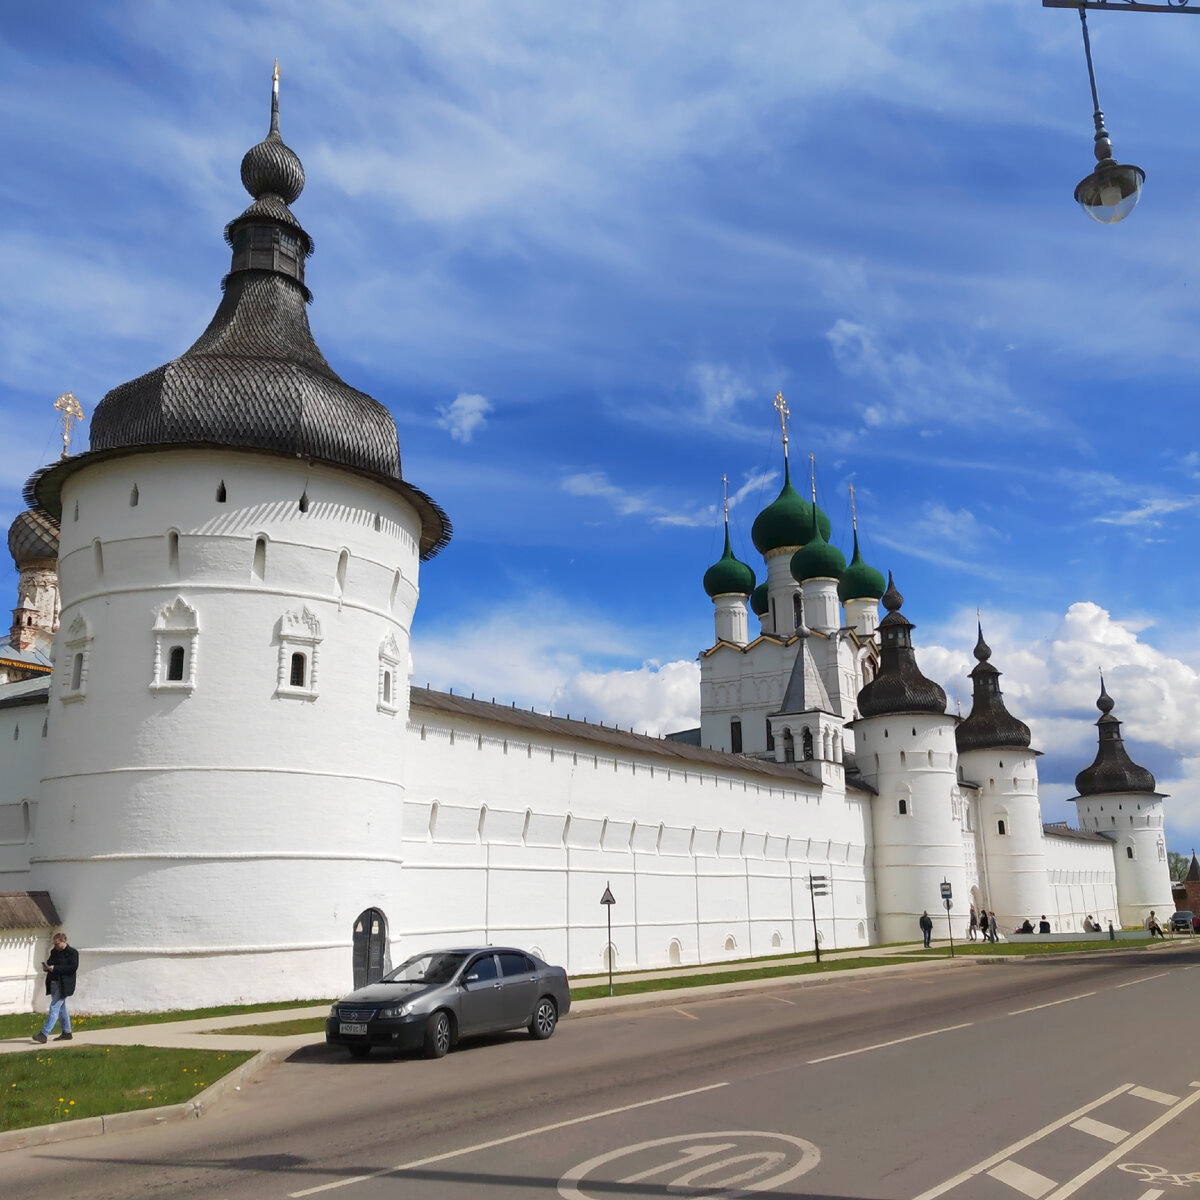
[209,1017,329,1037]
[0,1046,254,1133]
[0,999,330,1042]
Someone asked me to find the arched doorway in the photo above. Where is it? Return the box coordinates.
[352,908,388,988]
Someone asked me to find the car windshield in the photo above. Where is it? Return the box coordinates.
[382,951,469,985]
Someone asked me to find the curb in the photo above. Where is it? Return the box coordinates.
[0,1043,296,1154]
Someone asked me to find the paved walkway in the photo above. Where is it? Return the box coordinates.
[0,940,957,1057]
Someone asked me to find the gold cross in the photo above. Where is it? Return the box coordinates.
[53,391,84,459]
[773,391,790,452]
[722,472,729,520]
[849,482,858,531]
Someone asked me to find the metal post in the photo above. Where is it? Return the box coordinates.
[945,900,955,958]
[607,899,613,996]
[809,875,820,964]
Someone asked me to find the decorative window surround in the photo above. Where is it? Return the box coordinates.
[276,606,322,700]
[378,631,401,715]
[150,596,199,693]
[61,613,93,703]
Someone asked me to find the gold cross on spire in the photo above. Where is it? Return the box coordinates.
[721,472,729,521]
[849,482,858,532]
[808,452,817,503]
[54,391,84,459]
[773,391,790,459]
[273,58,280,91]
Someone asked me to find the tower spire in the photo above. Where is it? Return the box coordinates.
[774,391,790,464]
[849,482,857,532]
[722,472,729,523]
[809,452,817,505]
[271,59,280,134]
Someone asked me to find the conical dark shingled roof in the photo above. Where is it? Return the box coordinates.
[955,623,1031,752]
[1074,679,1155,796]
[855,574,947,718]
[26,73,449,561]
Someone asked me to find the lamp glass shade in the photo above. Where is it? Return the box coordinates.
[1074,162,1145,225]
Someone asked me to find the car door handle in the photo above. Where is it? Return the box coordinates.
[493,983,503,989]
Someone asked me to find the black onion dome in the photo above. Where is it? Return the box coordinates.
[856,572,947,718]
[240,73,305,203]
[29,71,450,561]
[8,508,60,566]
[955,623,1032,752]
[1074,679,1156,795]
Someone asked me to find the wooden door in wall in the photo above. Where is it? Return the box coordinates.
[352,908,388,988]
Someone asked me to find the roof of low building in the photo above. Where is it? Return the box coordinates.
[1042,821,1114,844]
[0,677,52,708]
[0,891,60,931]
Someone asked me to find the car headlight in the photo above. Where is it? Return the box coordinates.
[378,1003,413,1020]
[329,1003,340,1017]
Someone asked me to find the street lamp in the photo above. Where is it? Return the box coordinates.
[1071,5,1145,224]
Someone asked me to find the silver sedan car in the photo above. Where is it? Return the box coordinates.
[326,947,571,1059]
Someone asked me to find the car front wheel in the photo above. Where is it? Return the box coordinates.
[424,1010,452,1059]
[529,996,557,1040]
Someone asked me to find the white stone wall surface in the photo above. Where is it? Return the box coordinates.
[32,450,422,1012]
[1043,832,1120,931]
[0,692,48,886]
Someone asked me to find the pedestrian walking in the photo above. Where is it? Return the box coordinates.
[988,911,999,944]
[919,910,933,948]
[33,931,78,1043]
[968,906,978,942]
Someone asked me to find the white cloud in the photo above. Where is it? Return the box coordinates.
[691,363,755,424]
[551,659,700,738]
[436,392,493,443]
[1095,497,1200,527]
[562,468,773,529]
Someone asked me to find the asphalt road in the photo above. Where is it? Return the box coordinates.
[5,944,1200,1200]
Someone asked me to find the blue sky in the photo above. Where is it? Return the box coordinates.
[3,2,1200,855]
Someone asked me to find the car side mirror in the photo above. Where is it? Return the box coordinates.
[464,973,479,984]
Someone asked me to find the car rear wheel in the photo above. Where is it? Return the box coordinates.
[529,996,557,1040]
[347,1044,371,1059]
[424,1010,452,1059]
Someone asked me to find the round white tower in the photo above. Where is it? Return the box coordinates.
[955,625,1052,932]
[25,76,449,1012]
[1070,680,1173,928]
[850,576,966,944]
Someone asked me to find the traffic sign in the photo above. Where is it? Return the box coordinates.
[940,881,952,900]
[600,885,616,906]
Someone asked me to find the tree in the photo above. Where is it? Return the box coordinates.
[1168,850,1190,881]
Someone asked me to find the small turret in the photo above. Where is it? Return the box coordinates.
[704,483,755,647]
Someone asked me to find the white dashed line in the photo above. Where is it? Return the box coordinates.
[807,1021,973,1064]
[987,1159,1056,1198]
[1129,1086,1179,1106]
[1008,992,1095,1016]
[1116,972,1169,988]
[286,1081,729,1197]
[1069,1116,1127,1144]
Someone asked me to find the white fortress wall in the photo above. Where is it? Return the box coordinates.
[1042,831,1119,931]
[401,702,874,972]
[0,690,47,887]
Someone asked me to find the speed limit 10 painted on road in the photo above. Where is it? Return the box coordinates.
[557,1130,820,1198]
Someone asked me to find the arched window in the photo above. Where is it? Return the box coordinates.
[253,536,267,581]
[93,539,104,578]
[276,606,321,699]
[216,480,227,503]
[802,728,814,760]
[783,729,795,763]
[70,653,83,691]
[290,652,306,688]
[793,593,802,629]
[765,719,775,753]
[997,819,1007,836]
[168,645,186,682]
[389,571,401,611]
[151,597,199,693]
[168,530,180,573]
[298,490,310,513]
[730,717,742,753]
[382,670,392,705]
[898,798,908,815]
[336,549,349,598]
[378,633,401,714]
[130,484,139,506]
[1126,845,1134,859]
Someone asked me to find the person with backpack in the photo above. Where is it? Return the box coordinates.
[919,910,933,949]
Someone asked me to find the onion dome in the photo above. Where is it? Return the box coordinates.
[790,505,845,583]
[25,71,449,560]
[8,509,60,566]
[703,522,756,598]
[1074,679,1156,796]
[750,582,769,617]
[838,529,886,603]
[955,623,1032,752]
[751,457,832,555]
[856,573,947,718]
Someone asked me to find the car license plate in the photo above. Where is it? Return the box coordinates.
[339,1022,368,1036]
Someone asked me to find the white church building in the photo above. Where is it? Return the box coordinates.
[0,84,1175,1013]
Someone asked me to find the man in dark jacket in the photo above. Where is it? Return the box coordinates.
[919,911,933,948]
[33,931,78,1043]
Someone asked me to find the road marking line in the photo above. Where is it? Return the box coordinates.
[807,1022,972,1064]
[286,1081,729,1197]
[911,1084,1134,1200]
[1116,972,1169,988]
[987,1159,1057,1198]
[764,994,797,1005]
[1129,1086,1178,1106]
[1136,1191,1164,1200]
[1009,992,1095,1015]
[1043,1084,1200,1200]
[672,1007,700,1020]
[1070,1116,1128,1143]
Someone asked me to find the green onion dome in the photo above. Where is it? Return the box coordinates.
[703,524,756,598]
[838,529,886,602]
[750,581,769,616]
[751,458,832,554]
[790,509,846,583]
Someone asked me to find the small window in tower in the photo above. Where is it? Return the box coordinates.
[783,729,795,763]
[382,670,392,705]
[130,484,139,506]
[793,593,802,629]
[168,645,185,682]
[70,653,83,691]
[336,549,348,597]
[730,718,742,754]
[73,500,79,522]
[299,490,310,513]
[253,536,267,581]
[168,530,179,572]
[374,512,382,531]
[13,724,18,741]
[997,819,1007,836]
[766,719,774,753]
[1126,845,1134,859]
[390,571,401,612]
[898,798,908,815]
[290,652,307,689]
[93,539,104,578]
[900,750,907,766]
[802,728,814,760]
[216,480,227,503]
